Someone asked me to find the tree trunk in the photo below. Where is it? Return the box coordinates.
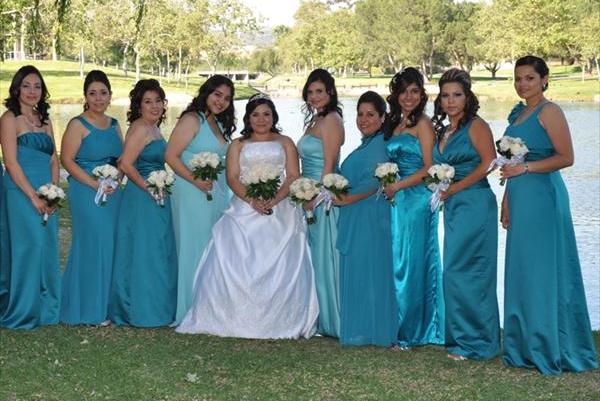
[123,44,130,77]
[185,60,191,89]
[177,46,182,82]
[135,47,141,82]
[166,50,171,81]
[52,37,57,61]
[19,12,26,60]
[79,46,85,78]
[595,56,600,81]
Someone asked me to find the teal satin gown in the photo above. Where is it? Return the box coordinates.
[171,114,229,325]
[60,116,123,325]
[109,139,177,327]
[297,134,341,337]
[502,103,598,374]
[0,132,60,329]
[386,133,444,347]
[433,120,500,359]
[338,132,398,346]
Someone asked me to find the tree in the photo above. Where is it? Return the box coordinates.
[249,48,281,76]
[444,1,481,72]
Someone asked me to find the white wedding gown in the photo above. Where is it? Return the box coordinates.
[176,141,319,339]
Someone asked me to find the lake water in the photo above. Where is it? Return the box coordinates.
[35,98,600,329]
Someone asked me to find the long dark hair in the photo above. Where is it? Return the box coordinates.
[431,68,479,138]
[384,67,427,139]
[127,79,167,126]
[515,55,549,91]
[83,70,112,111]
[4,65,50,125]
[180,75,236,141]
[301,68,343,130]
[239,94,281,141]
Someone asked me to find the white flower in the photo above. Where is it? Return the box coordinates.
[375,162,398,178]
[93,164,119,180]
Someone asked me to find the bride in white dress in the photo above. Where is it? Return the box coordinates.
[176,94,319,339]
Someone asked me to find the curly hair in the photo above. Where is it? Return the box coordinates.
[180,75,236,141]
[301,68,343,130]
[384,67,427,139]
[239,94,282,141]
[431,68,479,139]
[3,65,50,126]
[83,70,112,111]
[515,55,549,91]
[127,79,167,126]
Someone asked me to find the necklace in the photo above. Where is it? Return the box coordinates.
[442,126,457,142]
[23,112,41,128]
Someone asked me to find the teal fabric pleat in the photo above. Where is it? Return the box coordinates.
[60,116,123,325]
[502,103,598,374]
[386,133,444,347]
[0,132,60,329]
[433,120,500,359]
[297,134,340,337]
[337,132,398,346]
[109,139,177,327]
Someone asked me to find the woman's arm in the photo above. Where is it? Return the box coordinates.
[0,112,49,214]
[165,113,212,193]
[60,119,100,190]
[441,118,496,200]
[500,189,509,229]
[332,189,377,206]
[119,122,150,192]
[47,120,60,184]
[319,112,344,177]
[501,103,574,179]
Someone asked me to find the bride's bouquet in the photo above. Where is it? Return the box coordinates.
[423,163,455,212]
[241,163,282,215]
[488,136,529,185]
[189,152,225,201]
[92,164,119,206]
[146,170,175,207]
[321,173,350,215]
[36,183,65,226]
[374,162,399,206]
[289,177,321,224]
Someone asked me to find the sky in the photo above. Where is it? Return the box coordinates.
[241,0,301,27]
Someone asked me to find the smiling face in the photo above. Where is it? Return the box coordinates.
[206,84,232,115]
[440,82,466,119]
[306,80,330,111]
[249,104,274,136]
[514,65,547,100]
[140,90,165,124]
[356,101,383,137]
[397,82,423,115]
[18,73,43,108]
[85,81,111,114]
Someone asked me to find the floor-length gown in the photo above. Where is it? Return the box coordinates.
[338,132,398,346]
[386,133,444,347]
[433,120,500,359]
[171,115,229,325]
[0,132,60,329]
[60,116,123,325]
[502,102,598,374]
[297,134,340,337]
[176,141,319,339]
[109,139,177,327]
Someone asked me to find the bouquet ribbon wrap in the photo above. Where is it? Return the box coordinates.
[95,178,118,205]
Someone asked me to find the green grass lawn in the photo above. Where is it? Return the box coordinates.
[0,60,257,104]
[1,193,599,401]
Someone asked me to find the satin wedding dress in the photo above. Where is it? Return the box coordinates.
[176,140,319,339]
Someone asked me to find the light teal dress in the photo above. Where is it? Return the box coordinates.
[171,114,229,325]
[502,103,598,374]
[297,134,340,337]
[60,116,123,325]
[109,138,177,327]
[0,132,60,329]
[433,119,500,360]
[338,132,398,346]
[386,133,444,347]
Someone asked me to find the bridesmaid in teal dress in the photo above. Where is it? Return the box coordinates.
[500,56,597,374]
[383,68,444,349]
[0,66,61,329]
[431,69,500,360]
[109,79,177,327]
[335,91,398,347]
[166,75,235,325]
[60,70,123,325]
[297,68,344,337]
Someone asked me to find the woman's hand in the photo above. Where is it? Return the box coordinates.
[331,194,349,207]
[249,198,271,215]
[303,197,316,211]
[500,163,528,181]
[439,184,456,201]
[383,182,400,201]
[30,195,49,215]
[194,179,213,194]
[501,193,510,229]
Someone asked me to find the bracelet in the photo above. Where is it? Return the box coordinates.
[524,162,530,174]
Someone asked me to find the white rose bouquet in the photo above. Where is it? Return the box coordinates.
[321,173,350,215]
[92,164,119,206]
[240,163,283,215]
[146,170,175,207]
[36,183,65,226]
[189,152,225,201]
[289,177,321,224]
[423,163,455,212]
[374,162,399,206]
[488,136,529,185]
